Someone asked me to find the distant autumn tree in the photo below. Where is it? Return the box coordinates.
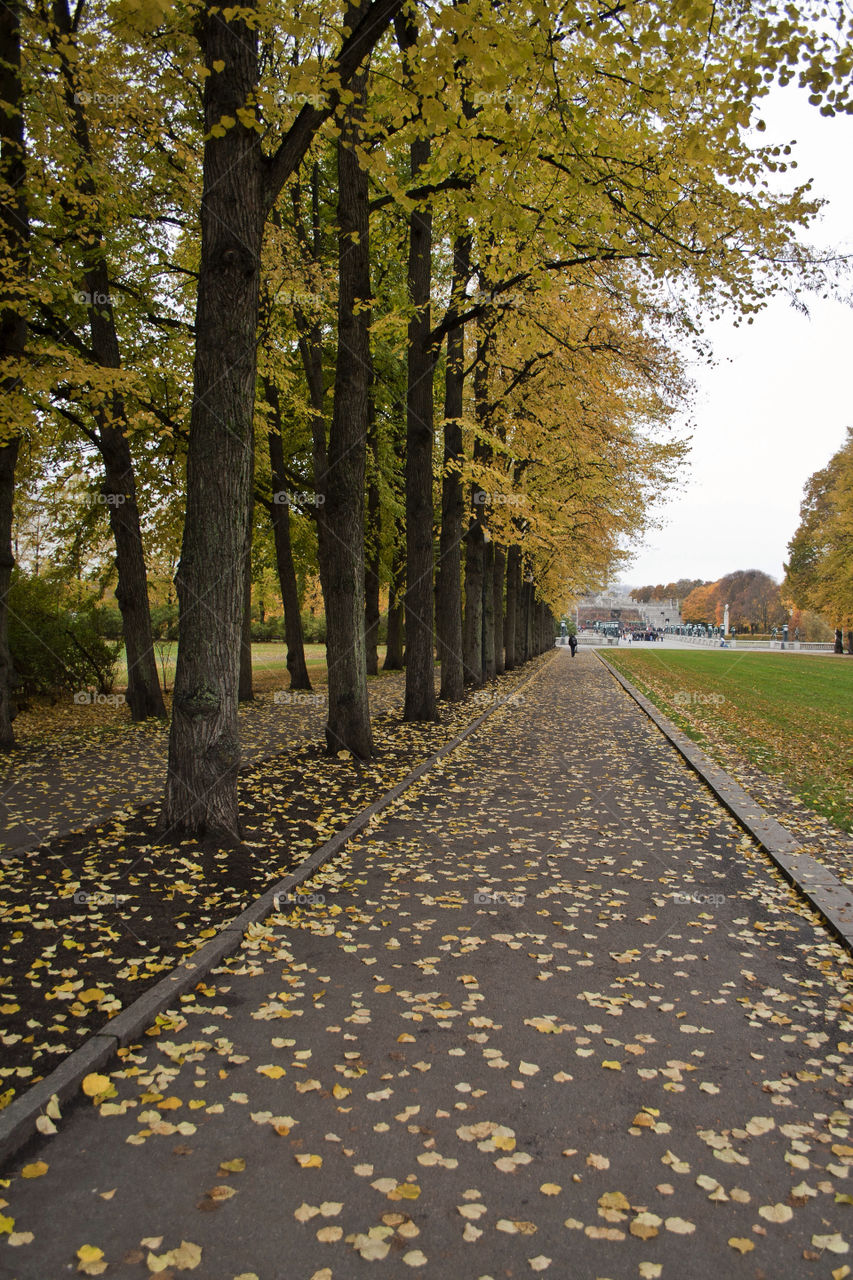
[784,428,853,635]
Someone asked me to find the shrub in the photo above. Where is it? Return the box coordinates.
[8,570,121,700]
[250,616,284,642]
[300,611,326,644]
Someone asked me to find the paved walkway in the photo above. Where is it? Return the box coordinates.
[3,651,852,1278]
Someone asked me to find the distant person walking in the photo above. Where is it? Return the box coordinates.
[569,633,578,658]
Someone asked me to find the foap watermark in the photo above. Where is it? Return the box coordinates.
[73,890,130,906]
[70,491,127,507]
[275,288,324,308]
[73,690,125,707]
[273,690,326,707]
[473,491,527,507]
[74,90,123,107]
[467,286,526,309]
[274,891,325,908]
[671,891,727,906]
[273,490,325,507]
[672,691,725,706]
[76,290,116,308]
[472,688,525,708]
[474,889,525,906]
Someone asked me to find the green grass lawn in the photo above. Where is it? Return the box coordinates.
[116,642,380,695]
[605,648,853,832]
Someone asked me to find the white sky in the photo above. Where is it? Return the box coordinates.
[627,85,853,589]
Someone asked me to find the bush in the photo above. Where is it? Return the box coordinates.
[8,570,121,700]
[150,601,179,641]
[92,603,124,640]
[300,611,326,644]
[250,616,284,642]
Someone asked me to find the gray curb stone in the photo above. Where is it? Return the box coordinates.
[596,650,853,951]
[0,657,550,1167]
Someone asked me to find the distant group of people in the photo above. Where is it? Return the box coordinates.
[622,628,660,642]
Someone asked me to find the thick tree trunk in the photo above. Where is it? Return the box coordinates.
[266,407,312,690]
[384,540,405,669]
[504,545,520,671]
[403,132,436,722]
[436,234,471,703]
[314,75,373,758]
[364,402,381,677]
[483,538,496,680]
[161,6,264,839]
[493,544,505,675]
[0,0,27,751]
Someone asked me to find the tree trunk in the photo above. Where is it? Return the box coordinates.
[0,440,19,750]
[522,579,534,662]
[0,0,27,750]
[161,6,264,839]
[504,545,520,671]
[436,234,471,703]
[493,544,505,675]
[384,539,405,669]
[483,538,496,680]
[402,130,437,722]
[238,529,254,702]
[314,73,373,758]
[97,426,167,720]
[364,400,381,677]
[462,526,485,685]
[266,397,312,690]
[53,0,165,723]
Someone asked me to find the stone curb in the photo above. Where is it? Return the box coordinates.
[0,656,551,1167]
[595,650,853,952]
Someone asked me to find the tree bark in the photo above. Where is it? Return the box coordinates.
[522,579,534,663]
[482,538,496,680]
[462,527,485,685]
[238,527,254,702]
[436,234,471,702]
[161,5,264,838]
[402,129,437,722]
[504,545,520,671]
[364,399,381,676]
[314,71,373,757]
[384,539,405,669]
[266,400,311,690]
[493,543,505,675]
[0,0,27,750]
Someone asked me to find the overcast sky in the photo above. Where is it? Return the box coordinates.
[626,85,853,589]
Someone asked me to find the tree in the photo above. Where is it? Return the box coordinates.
[784,428,853,635]
[0,0,29,748]
[162,0,402,837]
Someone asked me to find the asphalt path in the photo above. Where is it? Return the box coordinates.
[2,650,852,1279]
